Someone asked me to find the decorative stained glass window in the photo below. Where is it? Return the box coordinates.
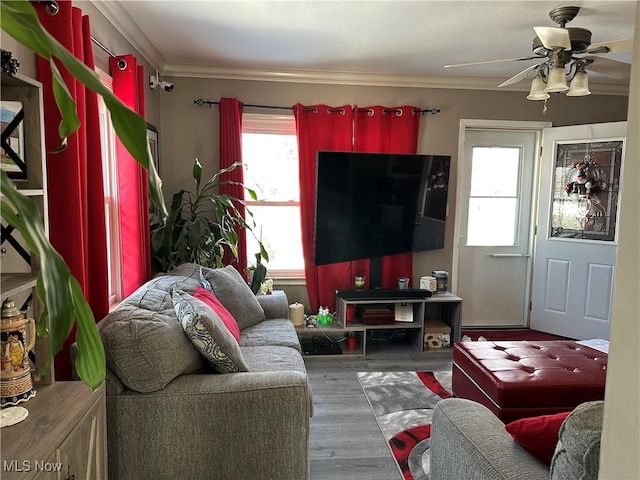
[551,140,623,241]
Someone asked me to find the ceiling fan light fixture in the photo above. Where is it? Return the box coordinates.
[567,71,591,96]
[545,66,569,92]
[527,76,550,100]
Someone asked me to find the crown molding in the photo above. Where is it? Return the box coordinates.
[161,63,630,95]
[89,0,166,71]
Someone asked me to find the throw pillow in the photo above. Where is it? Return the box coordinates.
[199,266,214,292]
[199,265,266,330]
[550,401,604,480]
[505,411,571,464]
[193,286,241,343]
[171,288,249,374]
[100,303,205,393]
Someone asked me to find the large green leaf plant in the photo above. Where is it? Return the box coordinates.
[1,0,167,389]
[151,159,268,273]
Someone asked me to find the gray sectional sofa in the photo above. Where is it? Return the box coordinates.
[86,263,311,480]
[430,398,604,480]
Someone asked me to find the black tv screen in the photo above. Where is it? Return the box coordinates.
[314,151,450,266]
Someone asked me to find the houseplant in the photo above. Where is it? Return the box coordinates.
[151,158,268,273]
[1,0,167,389]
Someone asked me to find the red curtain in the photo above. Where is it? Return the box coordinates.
[218,98,247,275]
[35,1,109,380]
[110,54,150,296]
[354,105,421,288]
[293,104,354,312]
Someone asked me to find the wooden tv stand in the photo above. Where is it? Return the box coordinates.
[297,292,462,356]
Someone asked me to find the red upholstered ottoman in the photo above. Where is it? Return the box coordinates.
[452,340,607,423]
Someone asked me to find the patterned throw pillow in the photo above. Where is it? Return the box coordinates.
[199,266,214,292]
[171,288,249,374]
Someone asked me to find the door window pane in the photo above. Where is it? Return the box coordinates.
[467,146,521,246]
[467,198,518,246]
[470,147,520,196]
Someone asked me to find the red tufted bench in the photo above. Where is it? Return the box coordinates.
[452,340,607,423]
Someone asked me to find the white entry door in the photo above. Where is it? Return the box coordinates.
[456,129,539,327]
[531,122,627,340]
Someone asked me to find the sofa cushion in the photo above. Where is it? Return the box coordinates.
[241,345,312,416]
[550,401,604,480]
[240,346,307,374]
[194,286,240,343]
[240,319,301,352]
[172,289,249,374]
[169,263,266,330]
[100,304,205,393]
[505,411,571,464]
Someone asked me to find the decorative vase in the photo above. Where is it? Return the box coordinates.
[1,299,36,407]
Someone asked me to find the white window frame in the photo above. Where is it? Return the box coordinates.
[242,113,305,280]
[96,68,123,306]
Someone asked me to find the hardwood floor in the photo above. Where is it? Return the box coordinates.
[304,343,453,480]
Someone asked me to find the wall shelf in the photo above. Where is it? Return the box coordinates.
[1,71,51,384]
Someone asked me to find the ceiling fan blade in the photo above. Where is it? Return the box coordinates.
[444,56,544,68]
[587,38,634,54]
[498,64,540,88]
[583,56,631,79]
[534,26,571,50]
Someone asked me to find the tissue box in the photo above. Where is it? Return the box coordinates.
[419,276,437,292]
[424,320,451,348]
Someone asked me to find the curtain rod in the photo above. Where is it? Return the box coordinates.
[90,36,127,70]
[194,98,440,115]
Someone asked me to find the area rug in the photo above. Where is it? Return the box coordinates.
[357,371,452,480]
[460,328,572,342]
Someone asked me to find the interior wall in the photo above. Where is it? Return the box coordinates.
[159,76,628,307]
[599,3,640,477]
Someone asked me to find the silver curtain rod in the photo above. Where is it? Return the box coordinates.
[194,98,440,115]
[90,36,127,70]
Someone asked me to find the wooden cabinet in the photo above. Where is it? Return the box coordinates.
[1,72,51,384]
[297,293,463,356]
[1,382,107,480]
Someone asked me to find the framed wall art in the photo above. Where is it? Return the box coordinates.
[1,100,26,178]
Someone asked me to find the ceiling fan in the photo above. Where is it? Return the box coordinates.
[445,6,633,97]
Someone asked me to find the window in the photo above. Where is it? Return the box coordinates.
[242,114,304,278]
[97,69,122,304]
[466,146,521,246]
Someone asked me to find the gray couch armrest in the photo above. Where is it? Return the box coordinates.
[257,291,289,319]
[107,371,310,480]
[431,398,549,480]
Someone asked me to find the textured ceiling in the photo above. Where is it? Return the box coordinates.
[106,0,637,87]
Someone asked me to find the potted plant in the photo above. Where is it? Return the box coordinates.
[1,0,167,389]
[151,158,268,273]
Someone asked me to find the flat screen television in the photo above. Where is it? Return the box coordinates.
[314,151,450,287]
